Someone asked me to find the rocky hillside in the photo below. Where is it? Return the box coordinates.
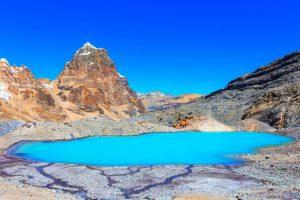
[206,52,300,129]
[0,59,65,121]
[141,52,300,130]
[0,43,144,121]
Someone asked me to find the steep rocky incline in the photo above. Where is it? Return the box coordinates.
[0,59,65,121]
[54,42,144,120]
[141,52,300,130]
[206,51,300,129]
[0,43,144,121]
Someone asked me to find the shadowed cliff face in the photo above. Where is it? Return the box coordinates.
[203,52,300,129]
[223,52,300,91]
[143,52,300,130]
[209,52,300,129]
[241,84,299,129]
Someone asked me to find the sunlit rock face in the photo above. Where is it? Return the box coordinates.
[0,58,65,121]
[56,42,145,118]
[0,43,144,121]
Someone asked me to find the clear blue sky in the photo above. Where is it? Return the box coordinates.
[0,0,299,95]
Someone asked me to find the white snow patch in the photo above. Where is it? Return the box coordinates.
[9,66,27,74]
[79,51,91,56]
[136,92,145,97]
[19,66,28,70]
[75,42,105,56]
[0,83,11,101]
[10,68,17,74]
[83,42,96,49]
[10,67,19,74]
[0,58,9,66]
[118,73,125,78]
[148,91,167,97]
[43,82,53,90]
[0,58,9,63]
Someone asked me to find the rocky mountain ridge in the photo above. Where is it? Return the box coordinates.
[1,47,299,131]
[141,51,300,130]
[0,42,145,121]
[206,51,300,129]
[0,58,65,121]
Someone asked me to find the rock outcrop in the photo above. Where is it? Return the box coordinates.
[207,52,300,129]
[54,42,144,120]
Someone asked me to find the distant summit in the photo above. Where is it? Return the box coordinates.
[74,42,103,57]
[138,91,200,112]
[82,42,96,49]
[56,42,145,119]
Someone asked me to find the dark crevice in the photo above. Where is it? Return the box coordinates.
[35,163,92,199]
[121,165,193,199]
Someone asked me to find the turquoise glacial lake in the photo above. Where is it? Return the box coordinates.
[10,132,293,166]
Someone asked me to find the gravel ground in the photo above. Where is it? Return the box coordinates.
[0,118,298,199]
[0,120,23,136]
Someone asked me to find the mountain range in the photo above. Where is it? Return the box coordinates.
[141,51,300,131]
[0,43,299,131]
[0,43,144,121]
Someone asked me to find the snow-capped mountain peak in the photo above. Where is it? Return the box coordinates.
[0,58,9,65]
[83,42,96,49]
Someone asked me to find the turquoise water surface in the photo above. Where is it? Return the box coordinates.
[10,132,293,166]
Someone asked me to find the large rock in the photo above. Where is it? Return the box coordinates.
[55,42,145,119]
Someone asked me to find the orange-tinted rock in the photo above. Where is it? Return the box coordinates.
[0,43,145,122]
[56,42,145,118]
[0,59,65,121]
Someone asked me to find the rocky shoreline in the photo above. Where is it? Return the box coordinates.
[0,118,298,200]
